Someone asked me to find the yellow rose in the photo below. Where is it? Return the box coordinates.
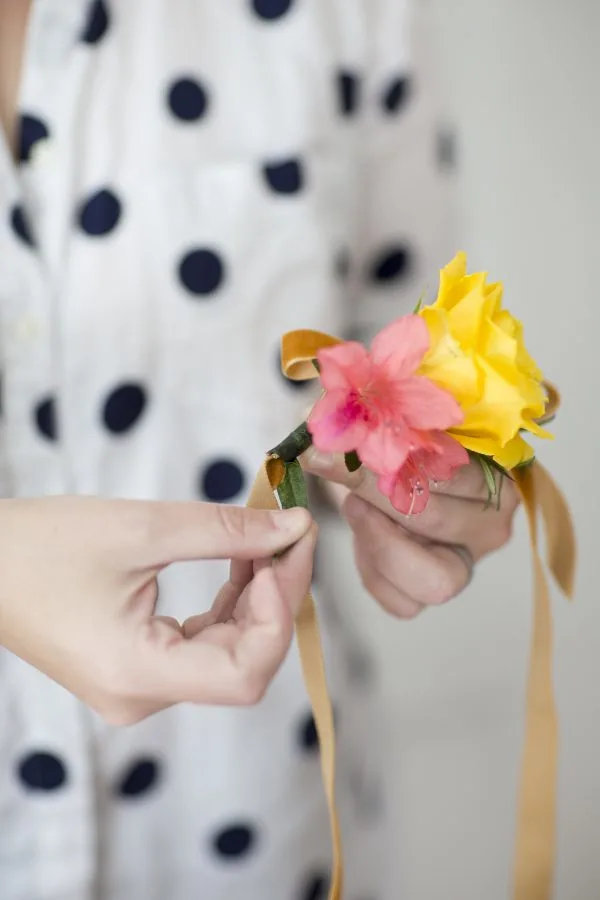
[418,253,551,469]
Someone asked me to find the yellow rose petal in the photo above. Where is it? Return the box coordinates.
[446,285,487,347]
[460,358,529,444]
[493,435,536,469]
[423,253,552,471]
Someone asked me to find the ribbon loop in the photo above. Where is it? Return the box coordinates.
[281,330,342,381]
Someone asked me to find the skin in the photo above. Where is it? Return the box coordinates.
[0,497,315,722]
[303,449,519,619]
[0,0,30,157]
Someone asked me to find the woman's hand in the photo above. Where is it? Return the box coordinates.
[0,496,314,723]
[303,449,518,619]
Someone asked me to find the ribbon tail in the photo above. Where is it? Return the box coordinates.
[512,464,558,900]
[246,461,343,900]
[533,461,576,598]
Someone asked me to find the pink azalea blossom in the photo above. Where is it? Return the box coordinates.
[308,316,465,475]
[377,432,470,515]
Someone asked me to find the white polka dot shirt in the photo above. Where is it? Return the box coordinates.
[0,2,458,898]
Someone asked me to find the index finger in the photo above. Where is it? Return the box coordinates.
[140,501,313,566]
[302,447,492,505]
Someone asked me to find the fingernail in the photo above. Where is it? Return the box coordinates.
[301,447,333,473]
[344,495,368,521]
[274,508,312,532]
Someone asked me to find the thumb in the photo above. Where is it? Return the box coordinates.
[147,501,313,565]
[271,524,318,618]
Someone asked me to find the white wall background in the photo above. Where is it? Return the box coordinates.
[338,2,599,898]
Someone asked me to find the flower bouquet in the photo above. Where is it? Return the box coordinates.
[246,254,575,900]
[267,252,555,516]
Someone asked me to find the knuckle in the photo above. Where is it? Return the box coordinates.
[503,480,520,511]
[126,502,164,555]
[397,602,422,621]
[356,558,376,595]
[236,672,268,706]
[365,538,389,574]
[95,698,141,727]
[497,516,515,547]
[485,517,515,553]
[421,503,445,536]
[215,504,248,543]
[423,566,457,606]
[93,659,141,719]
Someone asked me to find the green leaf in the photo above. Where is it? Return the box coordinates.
[476,455,498,509]
[513,455,536,470]
[268,422,313,463]
[344,451,362,473]
[495,471,505,511]
[276,459,309,510]
[413,288,427,314]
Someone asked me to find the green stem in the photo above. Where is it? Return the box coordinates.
[268,421,313,463]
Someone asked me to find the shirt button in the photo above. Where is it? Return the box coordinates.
[30,138,53,166]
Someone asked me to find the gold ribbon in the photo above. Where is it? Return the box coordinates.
[246,458,343,900]
[246,329,576,900]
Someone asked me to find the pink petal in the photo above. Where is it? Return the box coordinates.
[358,422,411,475]
[317,342,371,392]
[414,433,470,483]
[308,390,371,453]
[396,376,464,430]
[370,315,430,378]
[378,465,431,515]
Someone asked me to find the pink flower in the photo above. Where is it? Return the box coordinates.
[377,432,470,515]
[308,316,465,474]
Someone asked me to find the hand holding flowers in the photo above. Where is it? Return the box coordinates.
[269,253,550,616]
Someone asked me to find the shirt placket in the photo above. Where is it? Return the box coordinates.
[0,1,89,498]
[0,3,100,898]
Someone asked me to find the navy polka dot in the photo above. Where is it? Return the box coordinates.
[348,765,383,821]
[337,71,360,116]
[262,158,304,195]
[18,752,67,791]
[346,646,374,685]
[178,248,225,296]
[299,872,329,900]
[343,324,367,344]
[117,759,161,797]
[80,0,110,44]
[18,114,49,163]
[10,204,35,247]
[167,77,209,122]
[78,188,122,236]
[381,75,412,114]
[201,459,245,502]
[212,823,257,859]
[34,396,58,441]
[102,383,147,434]
[252,0,295,21]
[335,249,350,280]
[298,711,319,752]
[437,126,457,169]
[369,245,412,283]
